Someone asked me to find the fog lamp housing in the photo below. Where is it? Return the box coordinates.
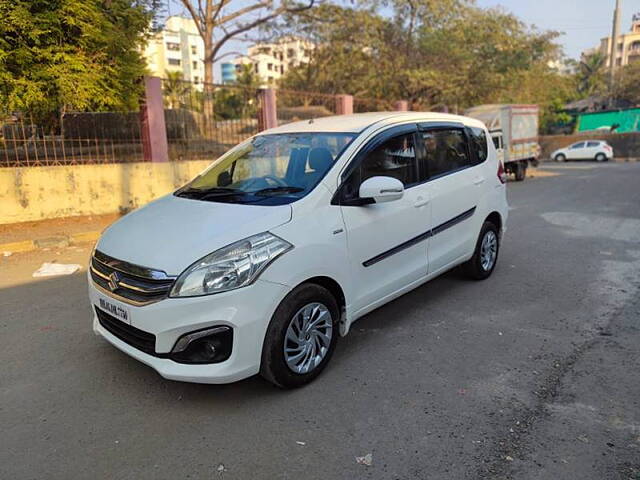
[170,326,233,364]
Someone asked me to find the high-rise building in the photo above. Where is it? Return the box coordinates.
[143,17,205,90]
[233,36,314,85]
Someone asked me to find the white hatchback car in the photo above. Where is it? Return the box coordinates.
[88,112,508,388]
[552,140,614,162]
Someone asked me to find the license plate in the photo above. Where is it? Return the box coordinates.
[97,297,131,324]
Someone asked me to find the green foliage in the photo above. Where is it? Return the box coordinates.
[279,1,573,129]
[214,65,261,119]
[0,0,154,124]
[576,52,607,97]
[615,62,640,105]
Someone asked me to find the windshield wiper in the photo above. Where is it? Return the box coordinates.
[252,186,305,196]
[177,186,241,198]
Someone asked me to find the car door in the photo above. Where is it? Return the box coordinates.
[568,142,585,159]
[336,124,431,313]
[419,123,481,274]
[585,141,600,158]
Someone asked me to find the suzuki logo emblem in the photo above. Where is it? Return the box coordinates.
[107,272,121,292]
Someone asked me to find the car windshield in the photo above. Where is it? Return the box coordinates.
[175,132,356,205]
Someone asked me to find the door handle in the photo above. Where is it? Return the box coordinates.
[414,197,430,208]
[473,177,485,185]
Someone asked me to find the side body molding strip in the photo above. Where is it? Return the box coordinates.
[362,207,477,267]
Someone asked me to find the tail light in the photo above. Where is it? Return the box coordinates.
[497,161,507,184]
[604,144,612,151]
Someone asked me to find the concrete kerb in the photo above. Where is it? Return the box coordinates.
[0,231,101,255]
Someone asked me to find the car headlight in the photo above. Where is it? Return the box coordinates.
[170,232,293,297]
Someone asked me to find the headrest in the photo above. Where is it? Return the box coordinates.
[308,147,334,171]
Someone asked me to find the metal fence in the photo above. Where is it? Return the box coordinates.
[276,89,338,125]
[0,113,144,167]
[162,80,260,161]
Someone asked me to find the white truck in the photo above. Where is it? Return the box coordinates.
[465,104,540,181]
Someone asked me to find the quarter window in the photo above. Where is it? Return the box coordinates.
[468,127,488,164]
[423,129,472,178]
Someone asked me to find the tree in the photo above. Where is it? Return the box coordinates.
[614,62,640,105]
[163,71,191,109]
[279,2,565,113]
[0,0,156,127]
[176,0,316,87]
[577,52,607,97]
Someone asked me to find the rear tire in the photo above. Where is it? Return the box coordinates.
[555,153,566,163]
[463,221,500,280]
[260,283,339,389]
[595,153,607,162]
[514,161,527,181]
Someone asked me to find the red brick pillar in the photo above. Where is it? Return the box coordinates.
[336,95,354,115]
[394,100,409,112]
[140,76,169,162]
[258,88,278,130]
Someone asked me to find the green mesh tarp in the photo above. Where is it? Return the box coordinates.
[577,108,640,133]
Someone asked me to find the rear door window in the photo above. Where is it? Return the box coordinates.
[422,128,473,178]
[586,141,600,147]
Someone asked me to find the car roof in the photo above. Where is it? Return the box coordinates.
[259,112,485,135]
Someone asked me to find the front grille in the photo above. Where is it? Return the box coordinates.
[95,307,157,355]
[90,250,175,306]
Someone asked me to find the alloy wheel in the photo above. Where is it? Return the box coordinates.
[284,302,333,374]
[480,230,498,272]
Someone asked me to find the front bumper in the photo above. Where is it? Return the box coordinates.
[89,278,290,383]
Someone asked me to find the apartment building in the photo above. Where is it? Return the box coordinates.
[587,14,640,68]
[233,36,314,85]
[143,17,205,90]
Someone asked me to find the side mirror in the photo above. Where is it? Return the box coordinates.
[359,176,404,204]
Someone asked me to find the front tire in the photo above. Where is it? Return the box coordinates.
[555,153,566,163]
[463,221,500,280]
[260,283,339,388]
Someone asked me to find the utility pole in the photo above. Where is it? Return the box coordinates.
[609,0,622,86]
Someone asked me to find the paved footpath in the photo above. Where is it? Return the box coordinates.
[1,163,639,479]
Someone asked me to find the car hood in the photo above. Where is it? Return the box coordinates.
[96,194,293,275]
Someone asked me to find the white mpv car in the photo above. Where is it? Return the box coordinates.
[89,112,508,388]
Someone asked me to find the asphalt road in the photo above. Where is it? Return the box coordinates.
[1,163,639,480]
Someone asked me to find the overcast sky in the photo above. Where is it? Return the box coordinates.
[166,0,639,81]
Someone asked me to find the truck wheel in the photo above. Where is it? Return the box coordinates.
[514,161,527,181]
[555,154,566,162]
[260,283,339,389]
[463,221,500,280]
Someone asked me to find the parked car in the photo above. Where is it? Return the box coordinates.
[552,140,614,162]
[88,112,509,388]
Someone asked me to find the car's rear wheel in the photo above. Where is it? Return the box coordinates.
[595,153,607,162]
[555,153,566,162]
[260,283,339,388]
[463,221,500,280]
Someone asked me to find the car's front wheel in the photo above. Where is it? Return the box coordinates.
[260,283,339,388]
[555,153,566,162]
[463,221,500,280]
